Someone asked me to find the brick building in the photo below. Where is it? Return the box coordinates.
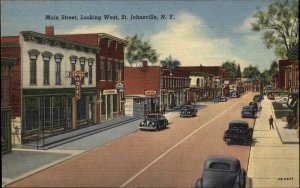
[1,56,17,153]
[1,30,98,144]
[177,65,227,101]
[124,60,160,116]
[56,27,127,123]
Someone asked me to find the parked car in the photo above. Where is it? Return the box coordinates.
[139,113,168,131]
[253,94,263,102]
[267,94,275,100]
[219,96,227,102]
[195,155,247,188]
[241,106,256,118]
[223,120,253,145]
[249,102,258,112]
[180,105,197,117]
[231,91,240,98]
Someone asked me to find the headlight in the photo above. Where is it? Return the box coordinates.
[151,122,155,126]
[141,122,145,125]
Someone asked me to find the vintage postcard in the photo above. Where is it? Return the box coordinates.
[1,0,299,187]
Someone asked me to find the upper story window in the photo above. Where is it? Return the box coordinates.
[79,57,86,84]
[42,52,53,85]
[120,62,124,81]
[114,62,119,82]
[100,61,105,80]
[88,58,95,85]
[28,49,40,85]
[54,53,63,85]
[107,61,112,80]
[70,56,77,85]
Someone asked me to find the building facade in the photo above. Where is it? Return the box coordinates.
[1,31,98,144]
[1,57,17,153]
[56,28,127,123]
[124,60,160,117]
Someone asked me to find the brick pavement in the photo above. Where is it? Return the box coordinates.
[247,98,299,187]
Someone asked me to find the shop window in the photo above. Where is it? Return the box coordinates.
[114,63,119,81]
[101,95,106,115]
[77,96,86,120]
[113,94,117,112]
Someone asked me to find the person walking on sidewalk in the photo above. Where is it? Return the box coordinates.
[286,112,293,129]
[269,115,274,130]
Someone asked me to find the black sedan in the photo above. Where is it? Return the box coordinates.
[249,102,258,112]
[241,106,256,118]
[139,113,168,131]
[223,120,253,145]
[180,105,197,117]
[195,155,247,188]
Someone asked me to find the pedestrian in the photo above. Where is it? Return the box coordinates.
[286,112,293,129]
[268,115,274,130]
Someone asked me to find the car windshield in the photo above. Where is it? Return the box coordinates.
[146,115,159,120]
[243,107,252,110]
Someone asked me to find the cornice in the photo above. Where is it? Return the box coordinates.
[21,31,100,54]
[98,33,128,45]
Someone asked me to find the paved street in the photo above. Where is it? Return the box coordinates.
[5,92,256,187]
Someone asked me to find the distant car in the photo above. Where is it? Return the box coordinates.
[241,106,256,118]
[219,96,227,102]
[253,95,263,102]
[231,92,240,98]
[139,113,168,131]
[249,102,258,112]
[195,155,247,188]
[180,105,197,117]
[223,120,253,145]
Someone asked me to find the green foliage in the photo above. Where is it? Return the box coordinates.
[160,55,181,69]
[251,0,299,58]
[221,61,238,79]
[125,34,159,66]
[242,65,261,78]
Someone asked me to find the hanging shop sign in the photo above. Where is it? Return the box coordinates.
[144,90,157,96]
[66,70,88,100]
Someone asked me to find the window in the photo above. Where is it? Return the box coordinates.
[54,53,63,85]
[120,63,124,81]
[100,61,105,80]
[28,50,40,85]
[88,58,94,85]
[114,62,119,81]
[107,61,112,80]
[42,52,52,85]
[77,96,86,120]
[70,56,77,85]
[80,57,86,84]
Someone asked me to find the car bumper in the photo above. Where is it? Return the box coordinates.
[180,114,195,117]
[138,126,156,130]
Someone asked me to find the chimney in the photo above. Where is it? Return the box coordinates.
[142,59,148,67]
[45,26,54,36]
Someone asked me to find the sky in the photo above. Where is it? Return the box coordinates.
[1,0,280,71]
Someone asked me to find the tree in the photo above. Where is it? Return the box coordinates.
[269,60,279,76]
[160,55,181,69]
[251,0,299,58]
[221,61,238,79]
[125,34,159,67]
[237,64,242,78]
[242,65,261,78]
[261,69,272,85]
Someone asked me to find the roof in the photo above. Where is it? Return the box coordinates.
[177,66,225,76]
[229,120,248,125]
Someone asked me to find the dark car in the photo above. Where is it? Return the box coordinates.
[219,96,227,102]
[223,120,253,145]
[180,105,197,117]
[139,113,168,131]
[249,102,258,112]
[241,106,256,118]
[253,95,263,102]
[195,155,247,188]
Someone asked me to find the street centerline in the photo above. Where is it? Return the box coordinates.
[121,101,239,187]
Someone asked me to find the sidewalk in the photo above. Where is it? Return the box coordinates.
[2,116,141,187]
[247,98,299,187]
